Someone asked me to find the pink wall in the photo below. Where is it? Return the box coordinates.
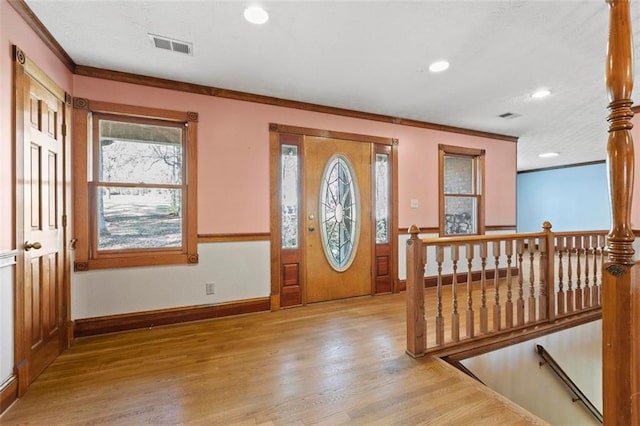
[73,75,517,234]
[1,0,516,242]
[0,1,73,250]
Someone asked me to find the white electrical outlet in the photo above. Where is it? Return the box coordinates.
[205,282,215,295]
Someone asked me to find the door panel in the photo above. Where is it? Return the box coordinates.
[304,136,372,302]
[22,75,64,383]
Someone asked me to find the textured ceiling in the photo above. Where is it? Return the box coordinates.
[24,0,640,170]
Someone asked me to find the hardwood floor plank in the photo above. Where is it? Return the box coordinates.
[0,294,546,425]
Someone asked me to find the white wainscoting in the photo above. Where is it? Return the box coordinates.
[72,241,270,319]
[0,250,16,385]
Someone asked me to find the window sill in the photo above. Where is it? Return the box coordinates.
[74,252,198,271]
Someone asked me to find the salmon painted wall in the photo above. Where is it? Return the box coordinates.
[0,1,73,250]
[73,75,517,233]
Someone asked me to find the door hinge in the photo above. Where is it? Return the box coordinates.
[61,123,67,137]
[62,214,67,227]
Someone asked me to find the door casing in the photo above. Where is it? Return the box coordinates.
[269,123,398,309]
[13,45,72,396]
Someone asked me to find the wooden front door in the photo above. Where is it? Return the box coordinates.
[304,136,372,302]
[16,57,67,386]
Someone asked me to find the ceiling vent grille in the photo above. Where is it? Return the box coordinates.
[498,112,522,120]
[148,33,193,55]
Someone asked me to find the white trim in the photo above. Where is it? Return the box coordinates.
[0,250,17,268]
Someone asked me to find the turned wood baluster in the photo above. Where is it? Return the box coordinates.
[595,235,605,306]
[435,246,445,346]
[603,1,639,422]
[584,236,592,309]
[480,242,489,334]
[593,236,600,307]
[538,233,548,321]
[557,237,565,315]
[600,237,606,296]
[505,240,514,329]
[542,221,555,321]
[528,238,536,322]
[575,236,584,311]
[451,245,460,343]
[493,241,501,332]
[466,243,475,338]
[516,239,525,326]
[566,237,574,313]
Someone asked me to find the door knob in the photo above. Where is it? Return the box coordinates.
[308,226,315,232]
[24,241,42,251]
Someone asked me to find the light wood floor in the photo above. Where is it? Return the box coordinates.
[1,292,547,425]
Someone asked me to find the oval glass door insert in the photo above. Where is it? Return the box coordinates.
[320,154,359,271]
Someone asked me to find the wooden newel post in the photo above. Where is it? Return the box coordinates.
[606,0,635,264]
[603,1,640,424]
[406,225,426,358]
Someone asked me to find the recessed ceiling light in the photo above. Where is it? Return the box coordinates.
[538,152,559,158]
[429,60,450,73]
[531,89,551,99]
[244,6,269,24]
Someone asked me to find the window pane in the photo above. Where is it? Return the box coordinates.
[97,186,182,250]
[444,196,477,235]
[99,120,182,185]
[320,155,358,271]
[281,145,299,249]
[375,153,389,244]
[444,155,473,194]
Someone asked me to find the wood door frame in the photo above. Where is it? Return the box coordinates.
[12,45,72,397]
[269,123,398,310]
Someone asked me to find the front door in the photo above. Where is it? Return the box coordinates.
[304,136,372,302]
[15,54,66,386]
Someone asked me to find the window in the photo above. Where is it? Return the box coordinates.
[439,144,485,236]
[281,144,299,249]
[375,152,389,244]
[73,99,198,270]
[319,154,359,271]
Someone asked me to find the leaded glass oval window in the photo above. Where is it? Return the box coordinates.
[320,154,359,272]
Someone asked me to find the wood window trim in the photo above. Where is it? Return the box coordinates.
[438,144,486,237]
[72,98,198,271]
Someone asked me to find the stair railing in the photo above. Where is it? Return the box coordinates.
[536,344,603,423]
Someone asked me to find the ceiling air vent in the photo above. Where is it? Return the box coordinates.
[148,33,193,55]
[498,112,522,120]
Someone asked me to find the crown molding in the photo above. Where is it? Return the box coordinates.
[8,0,75,72]
[518,159,606,174]
[75,65,518,143]
[13,0,518,143]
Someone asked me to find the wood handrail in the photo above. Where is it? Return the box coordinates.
[420,230,610,246]
[406,222,607,358]
[536,344,603,423]
[553,230,609,238]
[420,231,545,246]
